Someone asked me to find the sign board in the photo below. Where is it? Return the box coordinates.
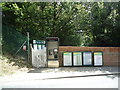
[94,52,103,66]
[33,40,45,50]
[73,52,82,66]
[63,52,72,66]
[48,61,59,67]
[33,40,45,45]
[23,45,26,51]
[83,52,92,66]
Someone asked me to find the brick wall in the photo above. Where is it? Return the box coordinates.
[59,46,119,66]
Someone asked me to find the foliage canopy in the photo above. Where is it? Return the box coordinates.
[2,2,120,47]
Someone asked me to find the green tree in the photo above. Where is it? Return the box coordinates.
[82,2,120,47]
[2,2,120,47]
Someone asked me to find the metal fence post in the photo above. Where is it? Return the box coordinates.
[27,32,30,62]
[0,5,2,58]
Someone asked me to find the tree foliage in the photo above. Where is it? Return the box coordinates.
[2,2,120,47]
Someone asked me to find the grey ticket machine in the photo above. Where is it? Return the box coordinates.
[46,37,59,67]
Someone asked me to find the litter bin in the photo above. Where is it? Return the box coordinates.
[73,52,82,66]
[63,52,72,66]
[83,52,92,66]
[94,52,103,66]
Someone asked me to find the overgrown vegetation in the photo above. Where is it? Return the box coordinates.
[0,55,32,76]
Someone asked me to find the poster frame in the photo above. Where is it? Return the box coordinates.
[82,51,93,66]
[73,51,83,67]
[62,51,72,67]
[93,51,103,67]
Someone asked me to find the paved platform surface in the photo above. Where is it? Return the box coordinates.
[0,66,119,89]
[0,66,119,82]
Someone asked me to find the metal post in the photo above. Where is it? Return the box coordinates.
[0,6,2,58]
[27,32,30,62]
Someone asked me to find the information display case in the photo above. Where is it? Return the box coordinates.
[83,52,93,66]
[73,52,82,66]
[63,52,72,66]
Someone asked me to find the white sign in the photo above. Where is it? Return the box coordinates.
[94,52,103,66]
[83,52,92,65]
[73,52,82,66]
[63,52,72,66]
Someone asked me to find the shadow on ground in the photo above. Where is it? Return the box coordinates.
[28,66,119,73]
[28,66,119,79]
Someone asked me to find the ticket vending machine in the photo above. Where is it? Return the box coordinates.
[46,37,59,67]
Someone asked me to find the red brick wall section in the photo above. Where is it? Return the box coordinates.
[118,47,120,66]
[59,46,119,66]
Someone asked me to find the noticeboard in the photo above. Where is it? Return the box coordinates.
[83,52,92,66]
[33,40,45,44]
[73,52,82,66]
[63,52,72,66]
[94,52,103,66]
